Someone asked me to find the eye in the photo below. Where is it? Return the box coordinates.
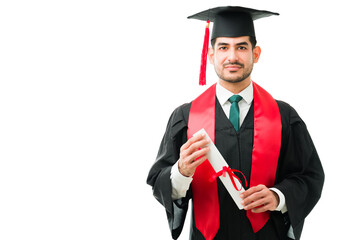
[218,46,228,50]
[238,46,247,50]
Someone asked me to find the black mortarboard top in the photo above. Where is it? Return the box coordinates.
[187,6,279,85]
[188,6,279,40]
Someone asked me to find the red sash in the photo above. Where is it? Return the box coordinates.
[187,82,282,240]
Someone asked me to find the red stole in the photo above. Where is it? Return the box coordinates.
[187,82,282,240]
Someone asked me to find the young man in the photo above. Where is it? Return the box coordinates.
[147,6,324,240]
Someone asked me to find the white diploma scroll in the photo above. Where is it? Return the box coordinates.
[194,128,245,210]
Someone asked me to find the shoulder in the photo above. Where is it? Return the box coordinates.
[275,100,304,126]
[164,102,192,139]
[169,102,192,126]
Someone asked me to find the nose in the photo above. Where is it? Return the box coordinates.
[227,48,238,63]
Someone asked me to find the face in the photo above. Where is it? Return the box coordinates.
[209,36,261,84]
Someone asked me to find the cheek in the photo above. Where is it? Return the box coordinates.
[213,58,223,71]
[213,53,226,66]
[244,53,254,64]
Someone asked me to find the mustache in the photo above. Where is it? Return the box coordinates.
[223,62,244,68]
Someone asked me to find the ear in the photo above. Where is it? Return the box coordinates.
[208,47,215,65]
[253,46,261,63]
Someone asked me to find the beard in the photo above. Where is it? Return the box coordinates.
[215,61,254,83]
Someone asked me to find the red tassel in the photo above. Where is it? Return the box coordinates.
[199,20,210,86]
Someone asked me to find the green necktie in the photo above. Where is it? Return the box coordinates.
[228,95,243,131]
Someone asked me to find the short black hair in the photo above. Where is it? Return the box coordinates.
[211,36,257,49]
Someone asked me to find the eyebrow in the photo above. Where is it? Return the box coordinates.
[217,41,249,46]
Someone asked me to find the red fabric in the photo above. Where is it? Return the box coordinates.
[199,20,210,86]
[188,82,282,239]
[187,84,217,240]
[246,82,282,232]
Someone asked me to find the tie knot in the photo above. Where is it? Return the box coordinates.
[228,95,242,104]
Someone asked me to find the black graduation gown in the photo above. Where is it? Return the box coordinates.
[147,98,324,240]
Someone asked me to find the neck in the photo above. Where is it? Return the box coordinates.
[218,77,251,94]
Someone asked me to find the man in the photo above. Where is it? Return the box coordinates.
[147,6,324,240]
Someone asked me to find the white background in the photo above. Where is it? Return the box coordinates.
[0,0,359,239]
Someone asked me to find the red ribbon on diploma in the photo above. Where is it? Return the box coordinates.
[210,166,248,192]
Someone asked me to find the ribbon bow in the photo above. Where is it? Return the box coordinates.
[210,166,248,191]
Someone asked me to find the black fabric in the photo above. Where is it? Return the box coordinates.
[146,98,324,240]
[187,6,279,40]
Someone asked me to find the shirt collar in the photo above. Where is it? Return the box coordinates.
[216,81,254,106]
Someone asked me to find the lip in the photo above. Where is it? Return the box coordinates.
[225,65,242,71]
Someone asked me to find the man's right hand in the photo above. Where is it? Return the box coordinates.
[178,133,210,177]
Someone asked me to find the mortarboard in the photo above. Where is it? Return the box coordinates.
[187,6,279,85]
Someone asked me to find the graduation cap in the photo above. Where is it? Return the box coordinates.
[187,6,279,85]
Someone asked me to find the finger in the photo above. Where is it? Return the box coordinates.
[250,195,277,213]
[179,146,209,170]
[180,141,209,163]
[241,186,268,207]
[180,137,209,162]
[181,133,206,151]
[243,197,267,211]
[188,146,210,162]
[250,204,269,213]
[186,138,210,155]
[243,190,278,212]
[191,155,208,168]
[241,191,264,207]
[240,184,264,199]
[179,152,208,177]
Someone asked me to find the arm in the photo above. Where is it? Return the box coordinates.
[170,162,193,200]
[148,103,213,239]
[272,102,325,239]
[146,105,190,239]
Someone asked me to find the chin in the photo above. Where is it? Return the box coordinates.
[216,69,251,84]
[222,78,246,83]
[221,74,248,83]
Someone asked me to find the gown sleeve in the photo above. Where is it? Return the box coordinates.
[146,103,192,239]
[274,102,325,240]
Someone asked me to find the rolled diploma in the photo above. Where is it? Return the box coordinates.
[194,128,245,210]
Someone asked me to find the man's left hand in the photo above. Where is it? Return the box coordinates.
[240,184,279,213]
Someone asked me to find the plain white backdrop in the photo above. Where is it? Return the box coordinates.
[0,0,359,239]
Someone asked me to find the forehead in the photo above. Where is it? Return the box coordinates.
[214,36,251,45]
